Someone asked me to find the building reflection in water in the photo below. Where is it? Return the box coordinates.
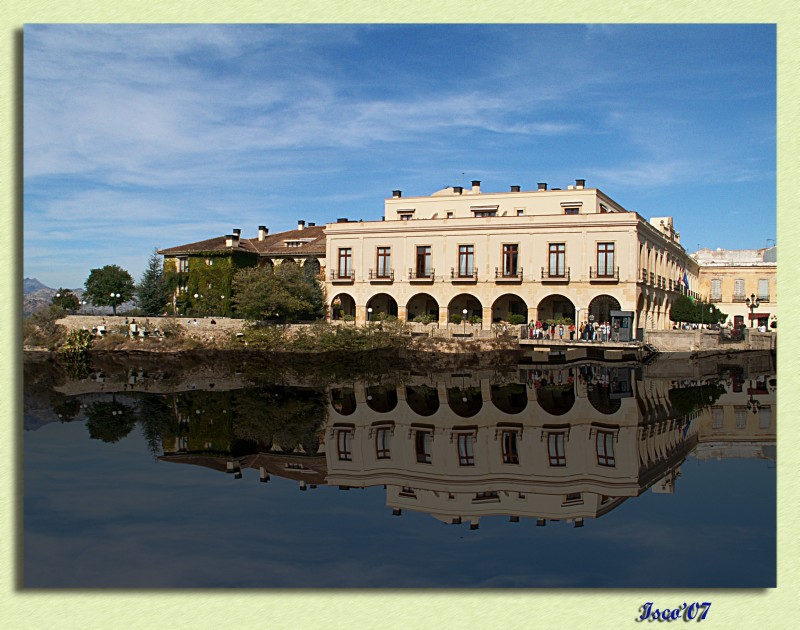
[128,360,776,530]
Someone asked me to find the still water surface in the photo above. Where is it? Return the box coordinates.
[23,352,776,588]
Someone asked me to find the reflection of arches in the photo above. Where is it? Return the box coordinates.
[405,385,440,416]
[491,294,528,323]
[537,294,575,322]
[447,386,482,417]
[406,293,439,322]
[331,387,356,415]
[491,384,527,414]
[365,385,398,413]
[588,384,622,414]
[366,293,398,319]
[331,293,356,320]
[536,383,575,415]
[448,294,483,320]
[589,294,621,324]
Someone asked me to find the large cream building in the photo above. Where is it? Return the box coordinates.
[325,179,700,335]
[694,247,777,329]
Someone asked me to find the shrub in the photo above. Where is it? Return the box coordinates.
[469,316,482,325]
[412,313,436,325]
[450,314,462,325]
[508,314,526,325]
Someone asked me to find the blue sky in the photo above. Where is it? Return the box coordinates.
[23,24,776,289]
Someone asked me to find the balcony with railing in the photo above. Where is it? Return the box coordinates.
[641,268,648,283]
[368,269,394,283]
[451,268,478,283]
[709,295,722,303]
[589,266,619,282]
[408,268,435,283]
[330,269,355,284]
[732,294,746,303]
[541,267,570,282]
[495,267,523,283]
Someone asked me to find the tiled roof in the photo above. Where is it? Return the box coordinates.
[158,225,326,257]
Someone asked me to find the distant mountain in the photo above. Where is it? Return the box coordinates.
[24,278,51,294]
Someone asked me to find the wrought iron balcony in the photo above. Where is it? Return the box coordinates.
[641,268,647,282]
[330,269,355,283]
[451,268,478,282]
[541,267,570,282]
[495,267,523,282]
[368,269,394,283]
[408,268,435,282]
[589,266,619,282]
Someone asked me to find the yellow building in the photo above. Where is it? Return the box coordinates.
[694,247,777,329]
[324,178,700,334]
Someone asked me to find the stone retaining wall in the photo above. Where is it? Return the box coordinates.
[644,329,776,352]
[56,315,246,340]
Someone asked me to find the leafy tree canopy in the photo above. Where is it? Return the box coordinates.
[51,288,79,312]
[137,250,170,316]
[84,265,135,315]
[670,296,727,325]
[232,262,325,323]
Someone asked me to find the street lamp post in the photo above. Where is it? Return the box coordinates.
[462,308,468,336]
[745,293,760,328]
[110,291,121,316]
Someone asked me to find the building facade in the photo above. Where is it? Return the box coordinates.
[694,247,777,329]
[325,179,700,333]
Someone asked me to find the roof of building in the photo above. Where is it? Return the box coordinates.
[692,246,777,266]
[158,225,326,258]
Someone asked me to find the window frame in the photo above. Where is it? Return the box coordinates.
[596,242,615,277]
[336,429,353,461]
[502,243,519,277]
[548,243,566,277]
[337,248,353,278]
[416,245,432,277]
[376,246,392,278]
[458,244,475,277]
[547,431,567,467]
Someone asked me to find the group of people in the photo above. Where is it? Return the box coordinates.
[524,319,619,342]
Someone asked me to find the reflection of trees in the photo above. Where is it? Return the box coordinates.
[668,383,727,416]
[137,396,176,459]
[53,398,82,422]
[85,399,137,443]
[233,387,327,454]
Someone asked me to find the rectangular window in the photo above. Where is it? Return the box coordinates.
[516,208,524,216]
[547,432,566,466]
[758,278,769,300]
[735,409,747,429]
[458,245,475,277]
[711,279,722,300]
[177,257,188,272]
[457,433,475,466]
[473,210,496,217]
[415,430,432,464]
[502,430,519,464]
[596,430,616,467]
[338,248,352,278]
[446,211,454,219]
[376,247,391,278]
[712,408,724,429]
[564,207,579,215]
[336,430,352,461]
[375,428,391,459]
[416,246,432,277]
[502,244,519,276]
[733,278,745,298]
[548,243,566,277]
[597,243,615,276]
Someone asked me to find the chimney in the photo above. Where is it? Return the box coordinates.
[392,190,402,198]
[471,180,481,193]
[575,179,585,189]
[538,182,548,191]
[510,185,520,192]
[308,222,315,227]
[337,217,348,223]
[297,220,305,231]
[258,225,268,241]
[233,228,241,237]
[225,234,239,248]
[454,186,463,194]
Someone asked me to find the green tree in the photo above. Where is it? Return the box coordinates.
[137,250,170,316]
[232,263,325,323]
[85,399,137,443]
[670,296,727,325]
[84,265,135,316]
[670,295,697,324]
[51,288,79,312]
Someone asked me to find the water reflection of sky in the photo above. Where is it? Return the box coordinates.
[24,419,775,588]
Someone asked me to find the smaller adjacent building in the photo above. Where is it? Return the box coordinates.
[694,247,776,328]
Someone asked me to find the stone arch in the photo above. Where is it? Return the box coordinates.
[331,293,356,320]
[259,258,275,271]
[588,294,621,324]
[303,257,321,276]
[636,292,646,332]
[405,385,440,416]
[365,385,398,413]
[448,293,483,322]
[491,383,528,414]
[279,257,297,266]
[366,293,398,320]
[406,293,439,322]
[537,294,575,323]
[491,293,528,324]
[330,387,356,415]
[447,385,483,417]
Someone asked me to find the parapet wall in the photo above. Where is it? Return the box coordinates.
[644,329,776,352]
[56,315,246,340]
